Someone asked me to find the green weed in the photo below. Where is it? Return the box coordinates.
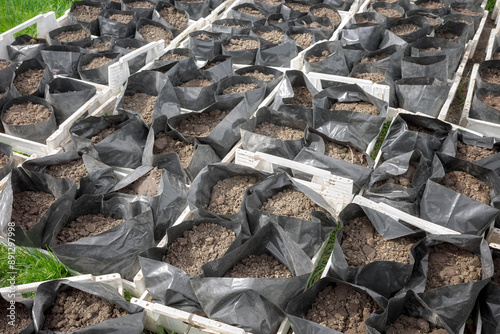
[308,224,340,287]
[370,121,391,161]
[486,0,496,13]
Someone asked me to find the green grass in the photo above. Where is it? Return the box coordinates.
[370,121,391,161]
[308,224,340,287]
[486,0,497,12]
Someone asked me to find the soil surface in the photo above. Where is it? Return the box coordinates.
[311,7,341,27]
[44,159,88,184]
[161,52,188,61]
[260,189,328,220]
[72,5,102,22]
[386,315,448,334]
[304,284,379,333]
[492,257,500,287]
[123,93,157,124]
[139,25,172,43]
[307,22,330,29]
[163,223,236,276]
[481,94,500,109]
[254,122,304,140]
[3,102,51,125]
[12,191,56,231]
[286,2,310,12]
[0,153,9,168]
[119,167,162,197]
[177,109,228,137]
[435,31,458,42]
[202,61,221,69]
[417,2,444,9]
[42,287,128,332]
[220,23,245,28]
[224,253,292,278]
[290,85,313,107]
[225,38,259,51]
[153,133,194,168]
[373,161,418,189]
[332,101,379,116]
[407,123,434,134]
[257,0,282,4]
[109,14,133,23]
[91,126,118,144]
[341,216,415,266]
[352,72,385,83]
[222,83,258,95]
[242,70,275,81]
[81,56,113,70]
[307,50,330,63]
[0,298,31,334]
[256,30,284,44]
[159,7,188,30]
[456,141,499,161]
[13,69,44,96]
[361,53,390,63]
[194,34,214,40]
[324,141,368,166]
[87,41,110,52]
[237,6,265,17]
[390,24,420,35]
[480,67,500,84]
[204,176,259,215]
[127,1,154,8]
[355,17,377,24]
[439,171,490,204]
[425,243,482,291]
[0,60,11,70]
[375,7,402,18]
[455,8,482,16]
[179,79,213,87]
[290,33,312,49]
[426,17,439,26]
[56,213,125,245]
[54,29,89,42]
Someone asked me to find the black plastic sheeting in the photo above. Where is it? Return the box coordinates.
[98,9,138,38]
[111,38,149,74]
[303,40,349,76]
[341,11,387,51]
[471,86,500,125]
[0,142,13,181]
[395,77,450,117]
[69,0,103,36]
[201,55,233,81]
[171,69,219,110]
[7,35,47,63]
[401,55,448,82]
[48,24,92,48]
[221,35,260,65]
[40,45,82,78]
[152,2,189,37]
[215,75,266,113]
[235,65,284,95]
[78,52,121,85]
[188,31,227,61]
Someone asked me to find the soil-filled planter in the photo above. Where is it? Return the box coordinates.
[0,295,34,334]
[229,3,268,25]
[215,75,266,113]
[281,1,316,20]
[175,0,210,20]
[395,77,450,116]
[0,142,13,181]
[110,37,149,74]
[116,70,179,125]
[32,280,146,332]
[221,35,260,65]
[371,2,404,26]
[48,24,92,48]
[257,40,298,67]
[273,70,318,111]
[152,1,189,37]
[78,52,121,85]
[285,277,388,334]
[211,18,253,36]
[401,54,448,82]
[479,255,500,334]
[294,15,334,40]
[171,69,218,110]
[22,151,118,196]
[402,234,493,334]
[244,172,336,256]
[152,47,198,75]
[284,26,326,52]
[420,153,500,233]
[45,77,97,124]
[40,45,82,78]
[408,10,443,32]
[139,217,245,313]
[477,60,500,91]
[188,31,227,61]
[470,87,500,125]
[434,21,470,46]
[200,55,233,81]
[250,25,287,47]
[0,59,16,87]
[69,114,148,168]
[414,0,449,17]
[7,34,47,63]
[11,58,53,98]
[449,2,483,31]
[135,18,173,44]
[358,44,405,79]
[1,168,77,248]
[69,0,104,36]
[443,13,475,40]
[1,96,57,144]
[303,40,348,75]
[266,13,291,31]
[191,223,314,334]
[339,43,367,72]
[388,16,430,43]
[341,11,387,51]
[235,65,284,95]
[0,86,18,133]
[98,9,138,38]
[81,35,113,54]
[168,97,249,158]
[309,3,342,28]
[122,0,156,19]
[350,62,397,106]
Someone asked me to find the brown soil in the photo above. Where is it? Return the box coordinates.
[390,24,420,35]
[308,22,330,29]
[139,25,172,43]
[159,7,188,30]
[202,61,221,69]
[56,213,125,245]
[375,7,402,18]
[481,67,500,84]
[224,253,292,278]
[87,41,110,52]
[54,29,89,42]
[195,34,214,40]
[455,8,482,17]
[290,33,312,49]
[163,223,236,276]
[12,191,55,231]
[42,287,128,332]
[387,315,448,334]
[220,23,245,28]
[109,14,133,23]
[305,284,379,333]
[123,93,157,124]
[91,126,118,144]
[325,141,368,166]
[286,2,310,12]
[374,161,418,189]
[161,52,188,61]
[0,153,9,168]
[222,83,258,95]
[352,72,385,83]
[179,79,213,87]
[0,60,12,70]
[417,2,444,9]
[256,30,284,44]
[425,243,482,291]
[456,141,499,161]
[260,189,328,220]
[426,17,439,26]
[242,70,275,81]
[439,171,490,204]
[153,133,194,168]
[361,53,390,63]
[3,102,51,125]
[435,31,458,42]
[13,69,44,96]
[254,122,304,140]
[72,5,102,22]
[81,56,113,70]
[355,17,377,24]
[119,167,162,197]
[481,94,500,109]
[407,123,434,134]
[257,0,282,4]
[177,109,228,137]
[237,6,265,17]
[127,1,154,8]
[420,47,442,52]
[0,298,31,334]
[341,216,415,266]
[204,176,259,215]
[290,85,313,107]
[224,38,259,51]
[307,50,330,63]
[269,18,284,24]
[44,159,88,184]
[492,257,500,287]
[311,7,341,27]
[494,52,500,60]
[332,101,379,116]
